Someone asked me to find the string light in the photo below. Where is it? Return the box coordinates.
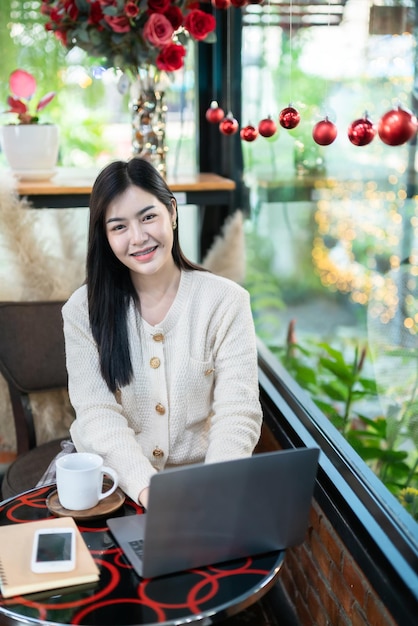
[311,178,418,332]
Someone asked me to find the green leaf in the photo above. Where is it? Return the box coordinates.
[319,381,348,402]
[357,416,387,435]
[317,343,346,363]
[293,365,317,386]
[348,430,384,442]
[351,446,389,461]
[357,377,378,394]
[408,414,418,448]
[294,343,314,357]
[384,462,413,481]
[351,390,373,402]
[329,414,346,430]
[313,398,341,420]
[319,356,352,382]
[251,295,284,310]
[379,449,409,463]
[384,347,418,359]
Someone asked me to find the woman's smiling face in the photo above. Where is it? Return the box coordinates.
[105,185,176,279]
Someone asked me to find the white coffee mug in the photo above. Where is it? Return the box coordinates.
[56,452,118,511]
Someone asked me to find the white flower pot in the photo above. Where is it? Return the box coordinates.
[0,124,59,181]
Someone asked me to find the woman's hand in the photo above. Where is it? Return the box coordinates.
[139,487,149,509]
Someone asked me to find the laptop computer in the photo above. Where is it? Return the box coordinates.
[107,447,319,579]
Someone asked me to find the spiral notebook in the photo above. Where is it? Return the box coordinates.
[0,516,100,598]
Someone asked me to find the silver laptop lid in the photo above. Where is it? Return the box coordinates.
[108,448,319,579]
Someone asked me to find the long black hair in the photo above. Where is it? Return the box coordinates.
[87,158,202,393]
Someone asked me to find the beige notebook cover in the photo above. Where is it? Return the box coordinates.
[0,516,100,598]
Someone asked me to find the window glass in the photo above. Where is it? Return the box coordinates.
[242,0,418,522]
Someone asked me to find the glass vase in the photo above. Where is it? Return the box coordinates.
[130,70,168,178]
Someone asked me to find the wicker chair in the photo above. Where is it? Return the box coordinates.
[0,301,70,500]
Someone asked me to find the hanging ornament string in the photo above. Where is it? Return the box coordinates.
[239,2,416,148]
[312,0,337,145]
[225,4,231,116]
[257,0,277,139]
[324,0,331,109]
[289,0,293,104]
[240,2,261,142]
[212,9,219,104]
[205,7,224,124]
[219,5,239,135]
[279,0,300,130]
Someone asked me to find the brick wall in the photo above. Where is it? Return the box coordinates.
[255,425,398,625]
[279,496,397,625]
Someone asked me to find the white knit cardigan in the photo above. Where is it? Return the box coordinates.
[63,270,263,502]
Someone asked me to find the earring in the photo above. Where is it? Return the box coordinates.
[172,221,177,230]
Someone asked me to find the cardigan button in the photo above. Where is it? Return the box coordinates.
[155,403,166,415]
[152,447,164,458]
[150,357,160,369]
[153,333,164,342]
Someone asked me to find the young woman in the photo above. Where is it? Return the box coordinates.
[62,158,262,508]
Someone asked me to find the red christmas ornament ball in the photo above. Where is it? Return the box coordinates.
[206,101,225,124]
[230,0,248,5]
[312,118,337,146]
[211,0,230,8]
[219,114,239,136]
[240,124,258,142]
[348,117,376,146]
[378,106,418,146]
[279,106,301,130]
[258,117,277,138]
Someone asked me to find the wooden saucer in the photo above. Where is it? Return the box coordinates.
[46,486,126,521]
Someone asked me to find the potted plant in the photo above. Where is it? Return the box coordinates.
[1,69,59,181]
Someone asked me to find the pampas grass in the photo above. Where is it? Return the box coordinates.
[0,172,87,300]
[0,173,87,451]
[202,210,246,284]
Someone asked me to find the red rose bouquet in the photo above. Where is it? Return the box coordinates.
[40,0,220,76]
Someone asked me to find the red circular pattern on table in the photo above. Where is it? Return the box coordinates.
[0,486,283,625]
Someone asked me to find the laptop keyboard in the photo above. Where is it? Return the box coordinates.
[128,539,144,558]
